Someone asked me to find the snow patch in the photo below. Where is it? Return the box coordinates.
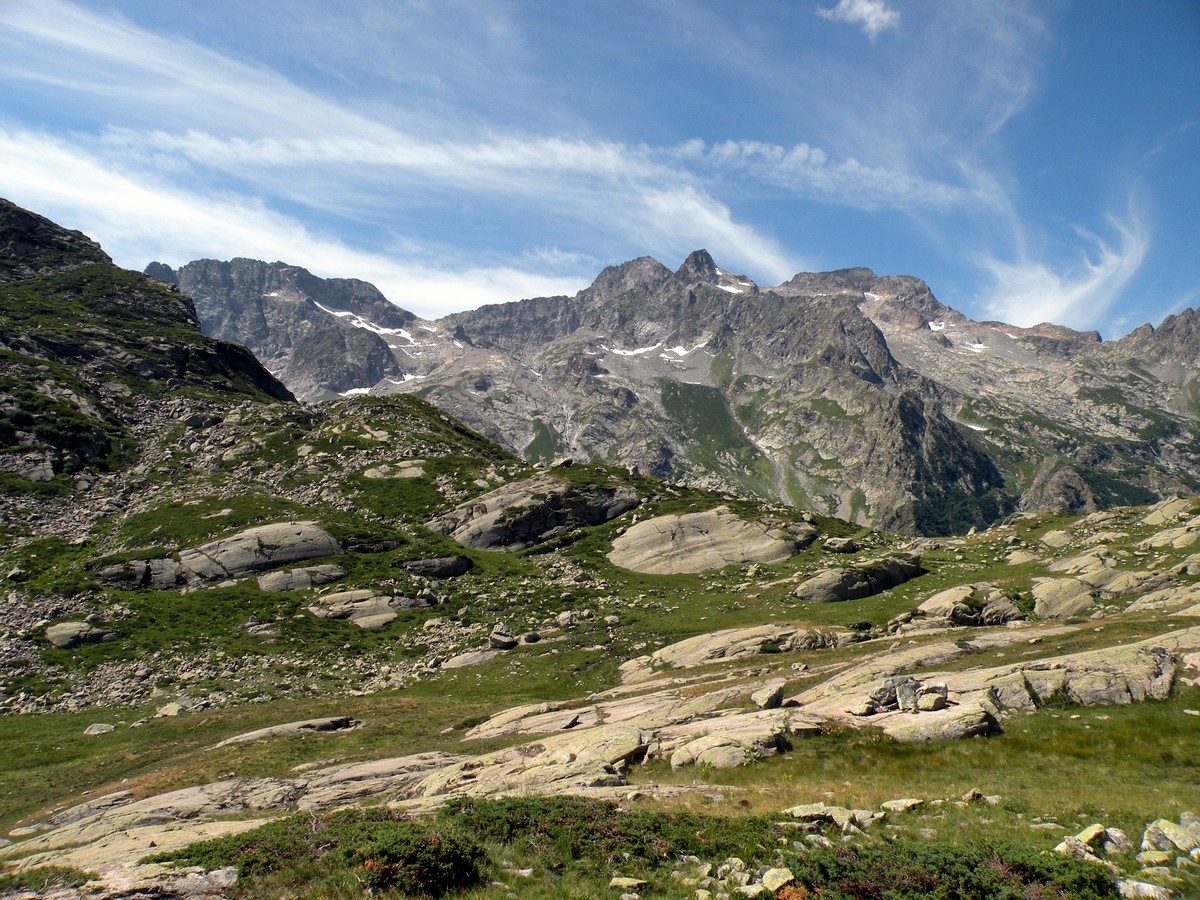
[662,341,709,357]
[604,343,662,357]
[717,284,744,294]
[964,342,986,353]
[928,321,945,331]
[963,423,988,432]
[863,291,880,301]
[312,301,412,339]
[339,387,372,397]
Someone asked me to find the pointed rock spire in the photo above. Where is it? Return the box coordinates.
[675,249,720,284]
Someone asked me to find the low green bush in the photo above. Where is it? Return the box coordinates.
[0,865,94,893]
[787,840,1117,899]
[147,808,484,898]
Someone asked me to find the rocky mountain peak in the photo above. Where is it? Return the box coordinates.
[773,267,878,298]
[0,197,112,283]
[583,256,673,301]
[674,249,720,284]
[144,261,178,285]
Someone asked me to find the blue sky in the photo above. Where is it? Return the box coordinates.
[0,1,1196,335]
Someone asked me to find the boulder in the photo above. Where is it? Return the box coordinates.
[441,649,502,669]
[1032,578,1095,618]
[257,564,345,592]
[822,537,858,553]
[607,506,812,575]
[793,554,923,603]
[427,473,638,551]
[915,582,1024,628]
[399,556,473,578]
[179,521,342,579]
[489,623,518,650]
[307,590,430,628]
[45,621,115,649]
[1141,818,1200,853]
[97,557,188,590]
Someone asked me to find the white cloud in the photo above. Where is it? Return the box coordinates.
[0,128,586,317]
[818,0,900,41]
[978,210,1149,332]
[686,139,991,211]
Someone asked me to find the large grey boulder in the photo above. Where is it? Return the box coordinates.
[916,582,1024,627]
[45,621,116,649]
[306,590,431,628]
[794,554,923,603]
[1031,577,1095,618]
[607,506,814,574]
[427,474,638,551]
[257,564,345,592]
[180,521,342,579]
[399,556,473,578]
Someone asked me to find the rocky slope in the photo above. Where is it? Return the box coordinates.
[159,250,1200,535]
[0,201,291,500]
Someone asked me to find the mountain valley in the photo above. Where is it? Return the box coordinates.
[0,200,1198,899]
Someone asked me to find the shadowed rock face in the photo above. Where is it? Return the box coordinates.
[0,200,293,485]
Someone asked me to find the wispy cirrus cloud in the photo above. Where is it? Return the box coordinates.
[0,127,587,317]
[818,0,900,41]
[0,0,801,299]
[978,206,1149,332]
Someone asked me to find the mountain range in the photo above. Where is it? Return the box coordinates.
[150,249,1200,535]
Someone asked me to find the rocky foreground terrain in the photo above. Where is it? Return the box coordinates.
[153,250,1200,535]
[0,200,1198,898]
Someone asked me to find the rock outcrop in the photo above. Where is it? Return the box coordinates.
[99,522,343,587]
[607,506,814,574]
[427,473,638,551]
[793,554,924,602]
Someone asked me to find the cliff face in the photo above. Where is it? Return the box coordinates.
[156,258,414,400]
